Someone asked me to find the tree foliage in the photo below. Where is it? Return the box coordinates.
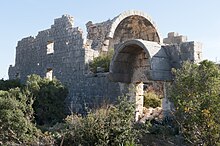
[169,60,220,145]
[26,74,68,126]
[0,79,22,91]
[0,75,68,145]
[0,88,39,145]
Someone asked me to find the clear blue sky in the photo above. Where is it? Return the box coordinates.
[1,0,220,79]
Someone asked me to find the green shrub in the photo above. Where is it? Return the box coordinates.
[26,74,68,126]
[170,60,220,145]
[0,79,22,91]
[55,96,138,146]
[0,89,39,145]
[143,91,161,108]
[0,75,68,145]
[90,49,114,73]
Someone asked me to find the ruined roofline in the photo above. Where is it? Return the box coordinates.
[163,32,203,45]
[86,10,162,51]
[16,14,83,44]
[16,10,162,52]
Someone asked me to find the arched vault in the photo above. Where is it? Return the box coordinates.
[109,39,172,83]
[108,10,162,44]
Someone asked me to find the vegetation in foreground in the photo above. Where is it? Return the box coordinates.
[0,75,68,145]
[0,60,219,145]
[169,60,220,145]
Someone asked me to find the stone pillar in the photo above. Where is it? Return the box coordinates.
[129,82,144,121]
[162,82,171,116]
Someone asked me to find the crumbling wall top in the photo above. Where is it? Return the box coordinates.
[53,14,74,28]
[163,32,187,44]
[86,10,162,52]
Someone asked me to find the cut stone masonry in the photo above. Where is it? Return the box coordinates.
[9,10,202,120]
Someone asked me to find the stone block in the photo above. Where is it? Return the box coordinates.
[149,70,172,81]
[97,67,105,73]
[168,32,179,37]
[151,57,171,71]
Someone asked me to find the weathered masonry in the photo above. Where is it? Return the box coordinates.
[9,10,202,119]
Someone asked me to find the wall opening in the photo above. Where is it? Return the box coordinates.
[15,72,20,79]
[47,41,54,54]
[46,68,53,80]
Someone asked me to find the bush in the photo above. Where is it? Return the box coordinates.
[169,60,220,145]
[54,96,138,146]
[0,75,68,145]
[26,74,68,126]
[0,88,39,145]
[144,91,161,108]
[0,79,22,91]
[90,49,114,73]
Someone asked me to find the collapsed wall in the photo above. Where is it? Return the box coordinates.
[8,10,202,118]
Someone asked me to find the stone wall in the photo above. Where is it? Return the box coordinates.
[163,32,202,68]
[86,20,112,52]
[163,32,187,44]
[9,10,202,118]
[8,14,122,112]
[9,15,85,83]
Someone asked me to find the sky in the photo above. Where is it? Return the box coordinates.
[1,0,220,79]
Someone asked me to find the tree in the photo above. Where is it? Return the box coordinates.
[0,79,22,91]
[26,75,68,126]
[169,60,220,145]
[0,88,39,145]
[0,75,68,144]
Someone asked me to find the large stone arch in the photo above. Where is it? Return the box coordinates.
[109,39,162,83]
[109,39,163,121]
[106,10,162,50]
[104,11,170,121]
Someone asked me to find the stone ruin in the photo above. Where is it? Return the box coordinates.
[8,10,202,120]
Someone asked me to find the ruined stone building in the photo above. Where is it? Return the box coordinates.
[8,10,202,119]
